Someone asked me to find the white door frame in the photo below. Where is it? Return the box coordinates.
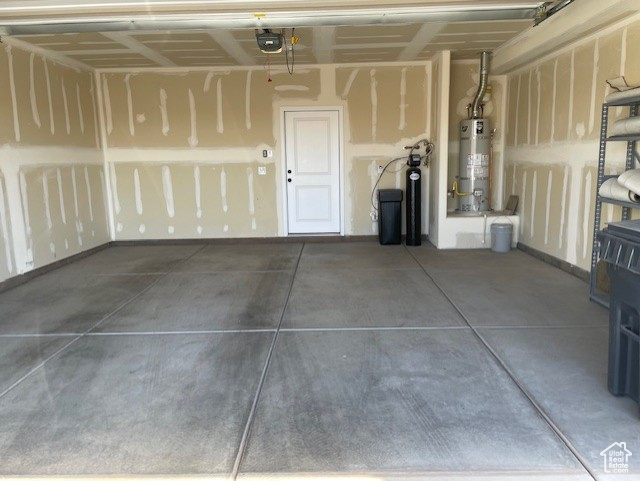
[280,106,345,236]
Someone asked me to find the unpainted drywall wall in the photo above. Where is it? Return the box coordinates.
[0,45,108,282]
[448,61,506,212]
[99,63,431,239]
[504,14,640,270]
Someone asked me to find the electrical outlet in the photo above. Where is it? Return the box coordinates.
[370,211,378,221]
[377,165,384,174]
[258,166,267,175]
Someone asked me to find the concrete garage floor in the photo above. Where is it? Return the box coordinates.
[0,242,637,480]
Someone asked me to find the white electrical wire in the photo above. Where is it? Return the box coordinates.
[370,156,407,211]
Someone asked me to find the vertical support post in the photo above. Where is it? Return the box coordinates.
[590,103,609,303]
[622,104,639,221]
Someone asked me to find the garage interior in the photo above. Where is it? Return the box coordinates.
[0,0,639,479]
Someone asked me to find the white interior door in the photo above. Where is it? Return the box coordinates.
[284,110,341,234]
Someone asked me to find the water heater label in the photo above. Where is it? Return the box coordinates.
[467,154,489,166]
[476,121,484,134]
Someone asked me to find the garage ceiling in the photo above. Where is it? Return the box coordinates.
[0,1,543,69]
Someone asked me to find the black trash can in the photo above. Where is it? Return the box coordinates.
[599,220,640,406]
[378,189,402,245]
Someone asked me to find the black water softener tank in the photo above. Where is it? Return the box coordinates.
[406,154,421,246]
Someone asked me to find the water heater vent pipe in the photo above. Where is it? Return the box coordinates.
[471,51,490,119]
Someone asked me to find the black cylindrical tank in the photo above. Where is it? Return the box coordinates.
[406,167,421,246]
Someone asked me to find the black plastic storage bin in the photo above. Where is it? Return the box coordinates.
[378,189,403,245]
[599,220,640,405]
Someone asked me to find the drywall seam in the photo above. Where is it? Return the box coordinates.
[56,167,67,225]
[245,70,252,130]
[340,69,359,98]
[125,74,135,136]
[133,168,143,215]
[90,74,100,147]
[220,166,228,213]
[559,164,569,250]
[194,165,202,219]
[84,165,94,222]
[6,46,20,142]
[43,58,54,135]
[247,167,256,230]
[102,76,113,136]
[370,69,377,142]
[29,53,41,129]
[95,71,116,240]
[398,67,407,130]
[216,78,224,134]
[582,170,592,261]
[61,79,71,135]
[0,180,13,275]
[588,38,599,136]
[544,170,552,245]
[550,59,557,143]
[159,88,169,136]
[514,75,521,146]
[535,67,541,145]
[188,88,198,147]
[527,70,532,145]
[567,49,575,138]
[161,165,175,219]
[76,83,85,134]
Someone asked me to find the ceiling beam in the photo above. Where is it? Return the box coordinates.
[0,35,92,70]
[312,26,335,64]
[492,0,640,74]
[208,31,256,65]
[398,22,445,61]
[0,4,540,35]
[101,31,176,67]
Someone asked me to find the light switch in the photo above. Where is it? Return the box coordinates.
[267,150,273,158]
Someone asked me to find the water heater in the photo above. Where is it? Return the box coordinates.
[458,118,491,213]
